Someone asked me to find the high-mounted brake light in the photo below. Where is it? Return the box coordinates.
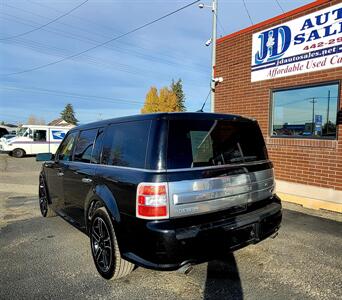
[136,183,169,219]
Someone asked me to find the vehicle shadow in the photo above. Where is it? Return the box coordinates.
[203,254,243,300]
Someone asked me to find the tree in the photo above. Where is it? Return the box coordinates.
[159,87,179,112]
[60,103,78,125]
[27,115,46,125]
[27,115,38,125]
[0,121,5,125]
[141,82,185,114]
[170,78,186,111]
[141,87,159,114]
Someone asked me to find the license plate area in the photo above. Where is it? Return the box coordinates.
[225,223,260,249]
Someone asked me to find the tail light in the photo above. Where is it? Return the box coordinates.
[136,183,169,219]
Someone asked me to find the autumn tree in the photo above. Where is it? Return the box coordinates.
[158,87,179,112]
[27,115,45,125]
[141,81,185,114]
[141,87,159,114]
[61,103,78,125]
[27,115,38,125]
[171,79,186,111]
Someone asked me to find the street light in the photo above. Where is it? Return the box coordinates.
[199,1,218,112]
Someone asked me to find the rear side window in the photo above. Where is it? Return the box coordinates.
[167,119,267,169]
[102,121,151,168]
[74,129,97,163]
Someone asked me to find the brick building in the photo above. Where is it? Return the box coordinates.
[215,0,342,211]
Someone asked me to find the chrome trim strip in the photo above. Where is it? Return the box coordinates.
[168,169,274,218]
[174,179,274,205]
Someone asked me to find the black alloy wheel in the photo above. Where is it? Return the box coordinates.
[90,207,134,280]
[39,175,56,217]
[91,216,113,273]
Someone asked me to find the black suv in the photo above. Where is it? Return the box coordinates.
[37,113,282,280]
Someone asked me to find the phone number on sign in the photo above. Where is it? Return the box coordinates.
[303,37,342,51]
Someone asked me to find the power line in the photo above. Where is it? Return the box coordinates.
[1,33,207,84]
[241,0,253,25]
[275,0,285,13]
[24,0,198,64]
[2,2,206,70]
[1,86,144,105]
[214,12,226,36]
[0,4,208,75]
[0,0,89,40]
[2,0,200,77]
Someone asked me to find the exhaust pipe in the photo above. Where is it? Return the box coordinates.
[178,263,193,275]
[270,231,279,239]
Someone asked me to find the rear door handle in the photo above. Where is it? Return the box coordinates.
[82,178,92,184]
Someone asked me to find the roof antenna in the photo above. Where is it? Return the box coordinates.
[197,89,211,112]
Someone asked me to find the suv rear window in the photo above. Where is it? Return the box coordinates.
[167,119,267,169]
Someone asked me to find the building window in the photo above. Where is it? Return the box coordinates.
[271,83,339,139]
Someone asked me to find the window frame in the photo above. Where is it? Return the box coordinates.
[72,128,98,164]
[100,120,152,169]
[269,80,341,140]
[32,129,47,142]
[90,127,105,164]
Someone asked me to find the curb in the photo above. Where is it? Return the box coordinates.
[278,192,342,214]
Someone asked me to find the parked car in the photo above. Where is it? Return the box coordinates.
[37,113,282,280]
[0,133,16,142]
[0,127,9,138]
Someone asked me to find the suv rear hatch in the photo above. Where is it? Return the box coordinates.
[166,116,275,218]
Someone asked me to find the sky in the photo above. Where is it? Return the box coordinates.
[0,0,312,125]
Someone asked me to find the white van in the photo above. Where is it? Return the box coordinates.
[0,125,73,158]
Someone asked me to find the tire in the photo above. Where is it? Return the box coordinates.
[90,207,134,280]
[12,148,25,158]
[39,175,57,218]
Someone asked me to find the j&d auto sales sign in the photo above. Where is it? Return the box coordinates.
[251,3,342,82]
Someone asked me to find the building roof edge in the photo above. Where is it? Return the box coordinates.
[217,0,332,44]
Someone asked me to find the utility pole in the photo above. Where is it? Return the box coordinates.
[326,90,330,134]
[199,0,221,112]
[309,98,317,134]
[211,0,217,113]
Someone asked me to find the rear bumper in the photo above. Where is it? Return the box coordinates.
[120,196,282,270]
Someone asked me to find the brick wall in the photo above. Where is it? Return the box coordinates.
[215,0,342,191]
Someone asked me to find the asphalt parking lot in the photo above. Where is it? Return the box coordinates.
[0,154,341,300]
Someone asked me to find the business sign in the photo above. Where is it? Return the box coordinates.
[251,3,342,82]
[315,114,323,133]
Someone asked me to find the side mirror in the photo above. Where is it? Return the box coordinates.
[36,153,53,161]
